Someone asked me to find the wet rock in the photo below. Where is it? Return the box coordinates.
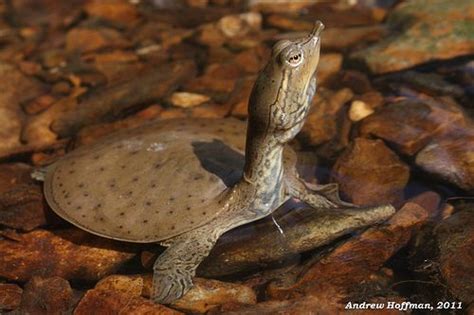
[0,163,47,231]
[299,88,353,146]
[349,99,375,122]
[332,138,410,206]
[84,0,139,27]
[338,70,373,94]
[416,130,474,191]
[230,76,256,118]
[185,62,242,102]
[318,53,343,85]
[351,0,474,74]
[353,91,384,109]
[0,62,45,158]
[197,204,394,277]
[323,25,387,51]
[195,12,262,47]
[0,283,22,311]
[19,276,74,314]
[358,98,469,156]
[191,103,231,118]
[170,92,211,108]
[234,45,270,74]
[0,229,137,282]
[24,60,195,144]
[22,94,57,115]
[76,105,163,146]
[268,201,431,300]
[75,288,182,315]
[66,27,130,54]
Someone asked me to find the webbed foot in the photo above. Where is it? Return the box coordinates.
[306,182,358,208]
[290,179,357,209]
[152,267,193,304]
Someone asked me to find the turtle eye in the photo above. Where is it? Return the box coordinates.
[285,51,303,67]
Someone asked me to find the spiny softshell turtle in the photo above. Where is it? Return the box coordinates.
[35,22,388,304]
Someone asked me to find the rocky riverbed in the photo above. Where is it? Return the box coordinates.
[0,0,473,314]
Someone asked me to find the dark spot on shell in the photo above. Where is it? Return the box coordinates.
[93,155,100,160]
[120,212,125,216]
[78,183,84,188]
[96,203,102,208]
[188,194,192,198]
[169,197,175,201]
[84,193,89,197]
[145,201,152,206]
[193,175,203,180]
[171,226,175,230]
[121,165,126,169]
[143,220,148,223]
[69,170,75,174]
[117,144,124,149]
[169,210,173,214]
[199,123,206,128]
[67,202,71,205]
[77,206,82,210]
[130,150,139,155]
[62,190,66,194]
[202,211,207,215]
[99,217,104,222]
[99,167,105,171]
[201,199,205,203]
[119,225,123,229]
[154,163,161,169]
[110,183,116,188]
[186,206,191,210]
[151,183,156,188]
[81,214,86,218]
[132,177,139,182]
[127,230,131,234]
[59,183,63,187]
[126,191,133,196]
[190,221,194,224]
[217,128,224,132]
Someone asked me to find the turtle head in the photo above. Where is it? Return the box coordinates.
[247,21,324,143]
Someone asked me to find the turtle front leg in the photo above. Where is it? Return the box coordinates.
[152,229,219,304]
[288,176,357,209]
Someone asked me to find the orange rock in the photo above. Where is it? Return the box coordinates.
[299,88,353,146]
[318,53,343,85]
[359,98,469,156]
[23,94,57,115]
[0,163,47,231]
[19,276,74,314]
[268,201,430,300]
[66,27,130,54]
[234,45,270,74]
[332,138,410,206]
[75,289,182,315]
[0,283,22,311]
[230,76,256,118]
[84,0,139,26]
[0,229,137,282]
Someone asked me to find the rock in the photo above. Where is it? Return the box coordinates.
[23,60,195,145]
[431,207,473,305]
[169,92,211,108]
[349,100,374,122]
[353,91,384,109]
[185,62,242,102]
[76,105,163,146]
[358,98,469,156]
[299,88,353,146]
[317,53,343,85]
[22,94,57,115]
[351,0,474,74]
[0,229,137,282]
[268,201,430,300]
[234,45,270,74]
[84,0,139,26]
[323,25,387,51]
[19,276,74,314]
[248,0,319,13]
[0,62,45,159]
[0,283,22,311]
[66,27,130,54]
[332,138,410,206]
[191,103,232,118]
[416,130,474,191]
[75,288,182,315]
[0,163,47,231]
[337,70,373,94]
[195,12,262,47]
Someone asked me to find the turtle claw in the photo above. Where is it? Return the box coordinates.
[152,270,193,304]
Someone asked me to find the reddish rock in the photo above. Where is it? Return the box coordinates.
[0,229,137,282]
[323,25,387,51]
[358,98,468,156]
[268,201,430,301]
[23,94,57,115]
[84,0,139,26]
[75,289,182,315]
[0,62,45,158]
[435,208,474,304]
[0,283,22,311]
[234,45,270,74]
[19,276,74,314]
[332,138,410,206]
[66,27,130,54]
[299,88,353,146]
[351,0,474,73]
[415,130,474,191]
[0,163,47,231]
[317,53,343,85]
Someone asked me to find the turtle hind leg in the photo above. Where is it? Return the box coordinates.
[152,230,218,304]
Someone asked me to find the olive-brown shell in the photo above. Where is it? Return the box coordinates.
[44,118,246,243]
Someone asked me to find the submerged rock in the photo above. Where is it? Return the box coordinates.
[332,138,410,206]
[351,0,474,73]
